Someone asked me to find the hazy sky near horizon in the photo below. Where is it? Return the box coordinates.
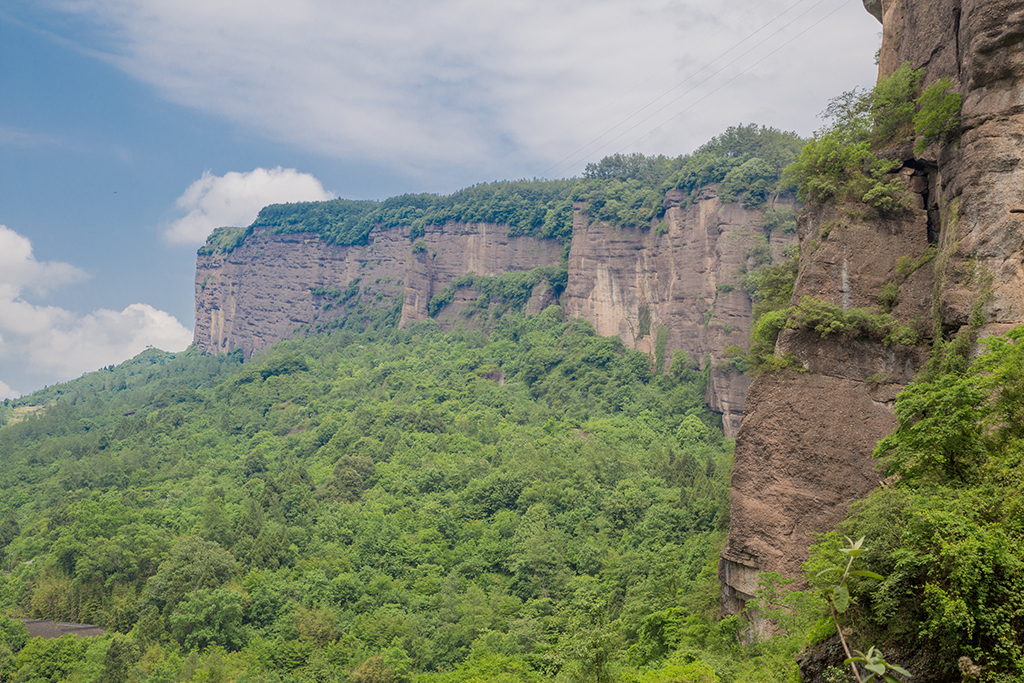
[0,0,881,398]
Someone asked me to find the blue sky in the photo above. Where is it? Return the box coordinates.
[0,0,880,398]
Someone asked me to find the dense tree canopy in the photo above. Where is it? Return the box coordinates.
[194,126,805,256]
[1,312,803,682]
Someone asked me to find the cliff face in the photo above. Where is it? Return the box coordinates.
[194,223,562,359]
[720,0,1024,612]
[564,190,797,435]
[194,194,795,435]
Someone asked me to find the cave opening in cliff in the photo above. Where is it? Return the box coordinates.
[905,159,941,244]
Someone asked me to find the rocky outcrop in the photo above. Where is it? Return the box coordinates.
[194,195,796,435]
[720,0,1024,613]
[196,227,405,358]
[398,222,562,327]
[194,223,561,359]
[564,190,796,436]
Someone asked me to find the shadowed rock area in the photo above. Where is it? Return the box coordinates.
[720,0,1024,615]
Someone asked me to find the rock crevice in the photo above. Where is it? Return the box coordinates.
[720,0,1024,614]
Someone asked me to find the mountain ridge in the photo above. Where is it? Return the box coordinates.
[193,163,799,436]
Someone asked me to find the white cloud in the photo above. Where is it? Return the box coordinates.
[164,167,335,245]
[0,123,63,149]
[52,0,881,186]
[0,225,88,295]
[0,225,193,394]
[19,303,193,378]
[0,380,16,401]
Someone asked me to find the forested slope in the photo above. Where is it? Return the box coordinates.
[0,314,811,683]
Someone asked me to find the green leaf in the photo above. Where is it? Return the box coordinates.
[850,570,885,580]
[833,584,851,613]
[889,664,911,676]
[883,675,901,683]
[866,663,886,675]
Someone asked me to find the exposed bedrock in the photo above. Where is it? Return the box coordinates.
[563,191,796,436]
[720,0,1024,613]
[195,193,796,436]
[194,223,561,360]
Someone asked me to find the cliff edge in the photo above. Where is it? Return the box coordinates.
[720,0,1024,612]
[195,193,796,436]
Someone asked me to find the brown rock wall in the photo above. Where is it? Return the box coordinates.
[721,0,1024,613]
[195,223,561,359]
[564,191,797,436]
[194,226,410,358]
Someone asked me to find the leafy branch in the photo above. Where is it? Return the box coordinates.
[817,537,910,683]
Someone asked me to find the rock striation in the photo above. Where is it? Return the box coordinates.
[563,190,797,435]
[194,194,796,436]
[720,0,1024,613]
[194,223,561,359]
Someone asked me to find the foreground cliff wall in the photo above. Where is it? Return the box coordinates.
[720,0,1024,612]
[194,193,796,435]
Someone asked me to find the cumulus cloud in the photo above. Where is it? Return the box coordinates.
[0,225,88,296]
[164,167,335,245]
[53,0,881,185]
[0,380,17,401]
[0,225,193,396]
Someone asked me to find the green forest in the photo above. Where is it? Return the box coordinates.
[6,305,1021,682]
[0,313,792,683]
[196,124,805,255]
[4,71,1021,683]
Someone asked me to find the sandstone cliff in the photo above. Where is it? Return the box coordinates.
[194,223,562,359]
[564,190,796,436]
[720,0,1024,613]
[194,194,796,436]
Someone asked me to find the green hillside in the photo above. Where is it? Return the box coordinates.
[0,313,811,683]
[4,276,1024,683]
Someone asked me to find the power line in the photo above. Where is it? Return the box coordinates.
[497,0,819,181]
[598,1,849,162]
[533,0,846,179]
[493,20,733,180]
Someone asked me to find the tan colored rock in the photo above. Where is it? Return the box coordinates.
[721,0,1024,614]
[720,367,898,605]
[564,193,797,436]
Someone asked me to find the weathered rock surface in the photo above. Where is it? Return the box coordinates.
[398,222,562,327]
[195,226,410,358]
[564,190,796,435]
[720,0,1024,615]
[194,194,796,435]
[195,223,561,359]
